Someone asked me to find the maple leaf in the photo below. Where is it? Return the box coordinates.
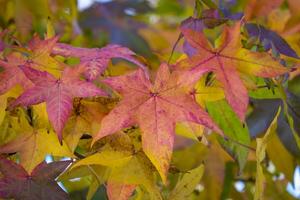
[0,157,71,200]
[7,35,67,76]
[0,129,74,173]
[15,35,63,74]
[177,21,288,120]
[0,35,65,95]
[10,66,107,142]
[0,54,33,95]
[63,99,108,152]
[27,35,58,54]
[0,102,31,146]
[93,63,221,183]
[168,164,204,200]
[27,35,62,69]
[245,23,299,58]
[52,43,147,81]
[72,132,162,199]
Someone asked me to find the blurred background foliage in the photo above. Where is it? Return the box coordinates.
[1,0,300,199]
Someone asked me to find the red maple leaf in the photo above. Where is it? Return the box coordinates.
[10,66,107,142]
[176,21,288,120]
[19,35,63,71]
[27,35,59,56]
[0,54,33,95]
[93,63,221,183]
[52,43,147,81]
[0,157,71,200]
[0,36,64,95]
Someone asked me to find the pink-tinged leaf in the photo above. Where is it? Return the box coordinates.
[94,63,221,183]
[154,63,171,91]
[0,36,69,95]
[103,69,151,96]
[28,35,59,55]
[94,101,135,141]
[181,23,214,54]
[0,157,71,200]
[52,43,147,81]
[213,58,248,121]
[173,56,213,88]
[176,21,288,120]
[67,80,108,98]
[62,65,108,97]
[47,87,73,142]
[137,97,175,181]
[0,57,33,95]
[20,65,56,84]
[21,35,65,72]
[10,86,50,107]
[159,93,221,133]
[106,182,135,200]
[11,66,107,142]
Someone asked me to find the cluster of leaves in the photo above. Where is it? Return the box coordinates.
[0,0,300,199]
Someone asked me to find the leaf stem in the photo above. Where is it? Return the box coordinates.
[168,33,183,64]
[87,165,102,185]
[223,136,256,151]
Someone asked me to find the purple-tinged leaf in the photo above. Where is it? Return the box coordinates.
[180,15,227,57]
[0,157,71,200]
[181,17,206,57]
[218,0,243,20]
[245,23,299,58]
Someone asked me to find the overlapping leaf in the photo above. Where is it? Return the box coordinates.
[0,129,73,173]
[0,35,67,95]
[0,158,71,200]
[2,36,63,74]
[255,107,281,200]
[63,99,108,152]
[52,43,147,81]
[25,36,67,75]
[206,100,250,171]
[0,101,72,173]
[0,54,33,95]
[68,132,162,200]
[245,23,299,58]
[106,182,135,200]
[0,2,298,199]
[177,21,288,120]
[168,164,204,200]
[0,103,31,145]
[94,63,221,183]
[10,66,107,141]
